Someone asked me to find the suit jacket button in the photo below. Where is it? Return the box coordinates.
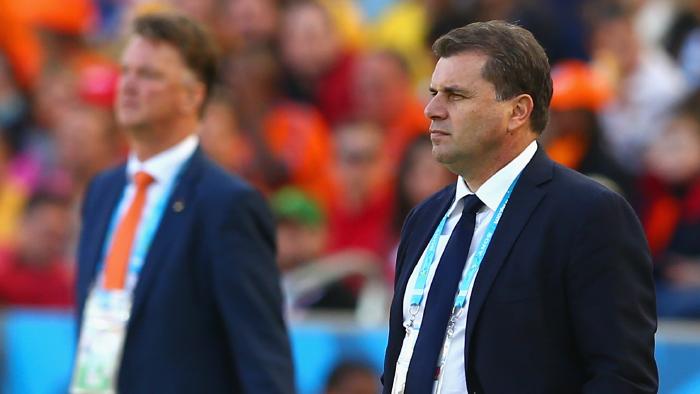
[173,200,185,212]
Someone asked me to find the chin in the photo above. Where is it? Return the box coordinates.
[431,147,451,164]
[117,114,145,129]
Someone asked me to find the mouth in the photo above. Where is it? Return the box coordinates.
[430,129,450,136]
[118,99,140,110]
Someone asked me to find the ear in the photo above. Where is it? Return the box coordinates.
[180,80,206,116]
[507,94,534,133]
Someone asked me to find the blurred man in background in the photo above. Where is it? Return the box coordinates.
[72,12,293,393]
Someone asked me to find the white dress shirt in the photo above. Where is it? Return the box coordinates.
[101,134,198,291]
[393,141,537,393]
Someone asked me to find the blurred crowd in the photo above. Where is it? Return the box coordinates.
[0,0,699,332]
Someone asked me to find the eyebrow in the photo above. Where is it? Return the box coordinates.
[429,85,473,96]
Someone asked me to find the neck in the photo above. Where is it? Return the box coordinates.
[128,118,198,162]
[461,138,535,192]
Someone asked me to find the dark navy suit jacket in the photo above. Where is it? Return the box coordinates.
[383,147,658,393]
[76,148,295,394]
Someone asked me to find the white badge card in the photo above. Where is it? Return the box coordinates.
[391,362,408,394]
[71,289,132,394]
[392,329,420,394]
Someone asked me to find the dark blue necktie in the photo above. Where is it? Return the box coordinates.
[404,194,483,393]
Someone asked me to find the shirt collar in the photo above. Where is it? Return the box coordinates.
[126,134,199,185]
[451,140,538,215]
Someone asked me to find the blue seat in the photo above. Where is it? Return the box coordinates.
[290,323,340,394]
[2,309,76,394]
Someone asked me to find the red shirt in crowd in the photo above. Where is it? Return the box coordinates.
[0,248,74,308]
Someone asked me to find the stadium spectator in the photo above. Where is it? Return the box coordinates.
[54,103,123,197]
[590,4,687,173]
[272,187,358,314]
[391,134,454,259]
[324,360,379,394]
[220,0,279,52]
[279,0,356,126]
[544,59,633,197]
[637,91,700,318]
[0,55,29,135]
[221,46,334,207]
[365,0,433,83]
[0,128,29,247]
[353,50,429,173]
[18,66,80,193]
[0,191,74,308]
[200,88,247,174]
[326,122,393,261]
[664,0,700,88]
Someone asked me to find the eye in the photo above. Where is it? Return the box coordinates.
[429,90,437,97]
[449,93,465,101]
[142,69,159,79]
[132,66,161,79]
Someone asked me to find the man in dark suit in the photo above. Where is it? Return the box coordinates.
[383,21,657,394]
[71,13,294,393]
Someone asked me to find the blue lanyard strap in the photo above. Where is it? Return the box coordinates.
[408,174,521,314]
[409,214,449,307]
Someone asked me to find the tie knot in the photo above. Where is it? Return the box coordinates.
[133,171,154,189]
[462,194,483,216]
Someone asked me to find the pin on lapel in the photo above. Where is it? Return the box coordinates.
[173,200,185,213]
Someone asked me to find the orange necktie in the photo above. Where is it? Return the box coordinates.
[103,171,154,290]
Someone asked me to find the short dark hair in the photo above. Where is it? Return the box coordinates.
[325,360,376,390]
[371,49,411,77]
[24,191,71,217]
[132,12,219,103]
[433,20,553,133]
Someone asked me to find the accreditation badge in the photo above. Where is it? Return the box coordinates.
[70,288,132,394]
[392,324,419,394]
[391,361,408,394]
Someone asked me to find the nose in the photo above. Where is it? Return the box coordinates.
[424,94,447,121]
[118,71,137,96]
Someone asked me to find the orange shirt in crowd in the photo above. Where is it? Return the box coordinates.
[263,103,334,208]
[383,98,430,172]
[228,102,334,210]
[0,0,96,88]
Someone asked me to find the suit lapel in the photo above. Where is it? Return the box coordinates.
[394,187,455,308]
[83,168,127,290]
[129,148,206,323]
[463,147,553,362]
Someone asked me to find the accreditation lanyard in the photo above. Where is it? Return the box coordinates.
[406,174,520,330]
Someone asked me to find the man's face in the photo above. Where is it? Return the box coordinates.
[425,52,512,176]
[280,4,338,79]
[226,0,278,43]
[56,105,116,176]
[116,36,194,130]
[20,203,73,266]
[354,54,409,125]
[646,116,700,185]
